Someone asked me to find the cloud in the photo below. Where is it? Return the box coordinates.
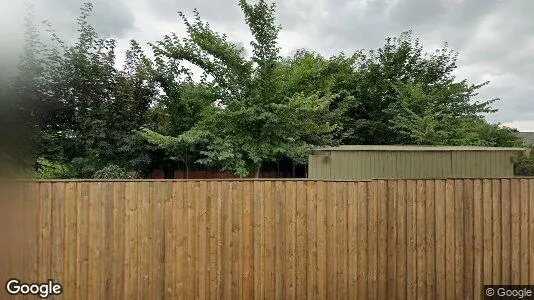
[0,0,137,73]
[0,0,136,42]
[503,121,534,132]
[147,0,243,24]
[35,0,135,40]
[388,0,448,27]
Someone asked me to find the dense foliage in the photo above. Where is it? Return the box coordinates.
[12,3,158,178]
[4,1,531,178]
[144,1,336,177]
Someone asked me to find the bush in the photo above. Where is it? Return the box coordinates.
[35,158,73,179]
[93,164,139,179]
[515,155,534,176]
[514,146,534,176]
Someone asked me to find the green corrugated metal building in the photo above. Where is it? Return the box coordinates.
[308,145,530,180]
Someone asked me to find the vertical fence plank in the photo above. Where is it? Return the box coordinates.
[51,182,65,290]
[356,181,369,300]
[253,181,264,300]
[511,179,521,284]
[501,179,512,284]
[307,181,318,300]
[198,181,208,300]
[444,180,454,300]
[88,182,102,299]
[326,182,337,300]
[264,181,275,298]
[455,180,465,299]
[473,180,483,300]
[99,182,108,300]
[368,180,378,300]
[186,181,196,299]
[416,180,427,299]
[209,181,220,300]
[215,181,223,300]
[483,180,493,289]
[435,180,446,300]
[194,181,202,299]
[236,182,245,299]
[396,180,407,300]
[147,182,157,299]
[103,182,114,299]
[285,181,296,300]
[148,182,156,299]
[275,181,292,299]
[377,180,388,300]
[337,182,349,299]
[160,181,172,300]
[221,181,232,300]
[112,182,125,300]
[174,181,186,299]
[406,180,417,300]
[158,182,168,300]
[348,181,358,299]
[520,179,529,285]
[38,182,51,284]
[243,181,254,300]
[387,180,397,300]
[463,179,474,299]
[78,182,89,300]
[492,179,502,285]
[316,181,327,299]
[296,181,308,298]
[125,182,138,300]
[165,181,175,300]
[426,180,436,299]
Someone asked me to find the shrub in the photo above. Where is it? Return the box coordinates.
[514,148,534,176]
[93,164,139,179]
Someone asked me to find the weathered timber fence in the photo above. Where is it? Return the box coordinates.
[0,179,533,299]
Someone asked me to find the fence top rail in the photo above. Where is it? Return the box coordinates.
[7,178,371,183]
[4,176,534,183]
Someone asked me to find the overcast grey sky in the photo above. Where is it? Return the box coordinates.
[2,0,533,131]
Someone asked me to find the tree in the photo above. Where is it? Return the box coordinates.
[18,2,158,178]
[141,46,217,176]
[387,82,520,146]
[334,31,502,146]
[275,49,356,98]
[6,5,62,172]
[148,0,336,177]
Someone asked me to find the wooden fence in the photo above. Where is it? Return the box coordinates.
[0,179,534,299]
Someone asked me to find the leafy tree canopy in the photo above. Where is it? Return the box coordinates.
[333,31,520,147]
[147,0,336,177]
[9,1,527,178]
[15,3,158,178]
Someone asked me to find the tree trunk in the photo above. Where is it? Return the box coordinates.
[255,165,261,178]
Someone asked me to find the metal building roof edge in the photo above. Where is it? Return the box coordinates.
[312,145,530,152]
